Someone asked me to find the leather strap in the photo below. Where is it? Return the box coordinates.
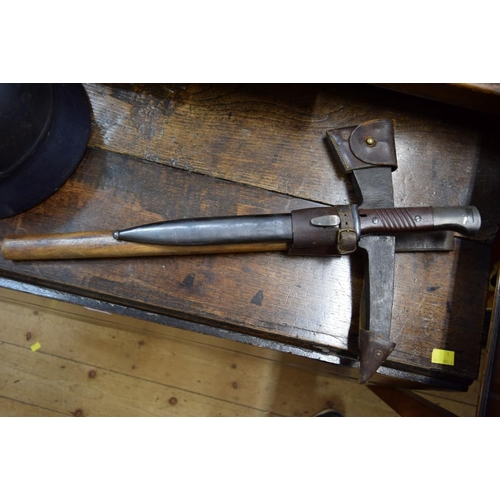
[288,206,357,256]
[326,119,398,173]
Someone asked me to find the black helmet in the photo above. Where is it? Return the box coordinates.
[0,83,91,218]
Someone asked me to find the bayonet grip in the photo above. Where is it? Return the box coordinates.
[358,206,480,237]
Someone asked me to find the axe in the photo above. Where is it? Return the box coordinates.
[1,120,480,383]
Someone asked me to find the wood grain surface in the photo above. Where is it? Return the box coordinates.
[1,83,498,387]
[0,290,480,416]
[374,83,500,116]
[1,230,288,260]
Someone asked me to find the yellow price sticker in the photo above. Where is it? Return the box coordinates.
[431,348,455,366]
[30,342,42,352]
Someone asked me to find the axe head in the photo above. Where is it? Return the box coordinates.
[326,119,398,383]
[326,119,397,208]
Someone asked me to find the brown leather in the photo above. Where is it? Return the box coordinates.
[358,328,396,384]
[350,119,397,167]
[288,206,357,256]
[326,119,398,173]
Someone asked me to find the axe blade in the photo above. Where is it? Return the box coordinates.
[357,235,397,383]
[327,120,398,382]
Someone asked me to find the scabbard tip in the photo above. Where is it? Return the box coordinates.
[358,329,396,384]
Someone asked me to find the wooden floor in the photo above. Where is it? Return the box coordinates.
[0,290,482,417]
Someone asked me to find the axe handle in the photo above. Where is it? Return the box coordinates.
[1,231,288,261]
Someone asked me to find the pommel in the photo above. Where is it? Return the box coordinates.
[432,206,481,236]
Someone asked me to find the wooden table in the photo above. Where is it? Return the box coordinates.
[1,83,498,390]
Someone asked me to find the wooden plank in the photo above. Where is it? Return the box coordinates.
[0,148,489,384]
[83,83,500,243]
[0,284,310,364]
[0,396,64,417]
[412,348,484,413]
[374,84,500,116]
[85,84,352,207]
[0,299,399,416]
[390,239,489,379]
[0,342,273,417]
[368,387,459,416]
[1,284,484,402]
[412,391,477,417]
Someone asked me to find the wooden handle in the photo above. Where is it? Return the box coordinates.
[1,231,289,261]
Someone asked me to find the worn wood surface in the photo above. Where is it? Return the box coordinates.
[1,83,498,387]
[0,292,402,417]
[1,230,288,260]
[0,288,480,416]
[374,84,500,116]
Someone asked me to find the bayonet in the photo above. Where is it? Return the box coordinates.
[0,119,481,383]
[112,205,479,247]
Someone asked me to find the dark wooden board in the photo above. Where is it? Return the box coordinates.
[374,83,500,116]
[85,83,500,243]
[0,147,490,384]
[1,83,497,386]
